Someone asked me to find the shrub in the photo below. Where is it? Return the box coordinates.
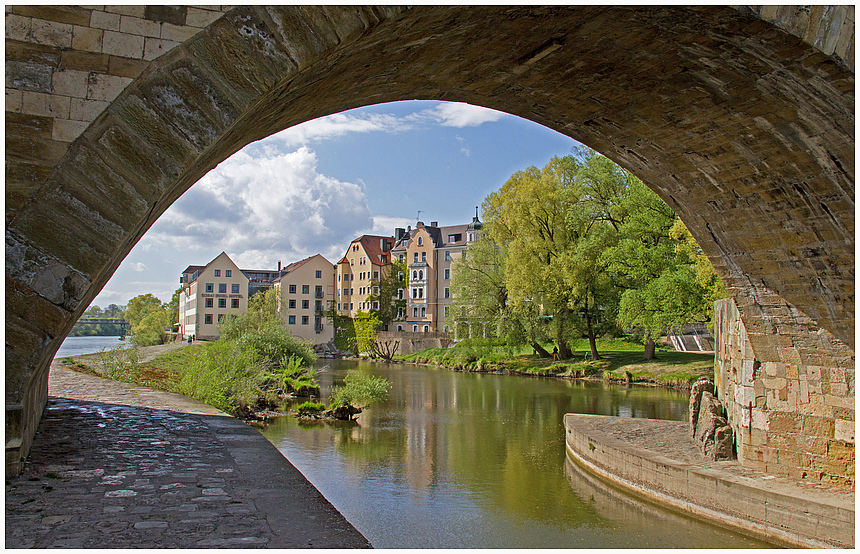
[175,341,265,414]
[296,401,325,417]
[95,344,142,380]
[329,371,391,409]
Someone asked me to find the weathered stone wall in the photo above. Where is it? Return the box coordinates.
[715,298,854,488]
[5,6,854,476]
[376,331,452,356]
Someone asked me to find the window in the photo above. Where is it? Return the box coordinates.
[219,283,227,293]
[381,255,387,263]
[373,286,379,295]
[418,237,423,246]
[350,258,354,265]
[445,251,451,261]
[397,325,403,331]
[302,300,309,310]
[418,270,424,280]
[398,271,404,281]
[421,307,426,317]
[397,307,404,318]
[301,315,309,325]
[315,270,322,278]
[288,299,296,309]
[218,314,226,323]
[338,274,341,282]
[315,300,323,312]
[444,287,450,299]
[373,301,379,310]
[350,303,353,310]
[218,298,226,308]
[343,288,349,296]
[373,270,379,279]
[288,315,296,325]
[231,299,239,309]
[302,284,309,294]
[205,298,213,308]
[214,269,220,277]
[412,270,417,280]
[469,233,473,241]
[444,268,450,280]
[315,285,323,298]
[205,283,213,293]
[398,289,404,300]
[413,325,418,332]
[444,306,449,317]
[423,325,429,332]
[421,252,427,261]
[225,270,231,277]
[413,252,419,262]
[289,284,296,294]
[231,283,240,294]
[413,307,419,317]
[204,314,213,325]
[399,254,404,262]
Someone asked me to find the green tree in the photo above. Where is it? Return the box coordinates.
[125,293,165,327]
[167,287,182,328]
[368,261,407,329]
[125,293,170,346]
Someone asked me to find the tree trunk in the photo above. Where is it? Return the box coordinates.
[644,337,656,360]
[556,308,573,358]
[584,303,601,361]
[531,342,551,358]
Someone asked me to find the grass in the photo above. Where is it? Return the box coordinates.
[402,339,714,388]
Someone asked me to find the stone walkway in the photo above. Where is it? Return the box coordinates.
[5,363,371,549]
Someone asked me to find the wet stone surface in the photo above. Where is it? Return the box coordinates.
[5,365,371,548]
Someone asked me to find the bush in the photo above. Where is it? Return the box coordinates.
[329,371,391,409]
[175,341,267,414]
[95,344,141,380]
[296,401,325,417]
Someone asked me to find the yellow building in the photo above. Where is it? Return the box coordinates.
[390,215,482,333]
[273,254,336,344]
[178,252,259,340]
[335,235,395,319]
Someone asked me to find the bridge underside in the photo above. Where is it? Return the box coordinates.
[5,5,854,482]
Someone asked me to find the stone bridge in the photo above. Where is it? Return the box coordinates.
[5,6,854,484]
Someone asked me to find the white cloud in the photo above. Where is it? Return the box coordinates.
[268,112,417,149]
[427,102,506,128]
[129,262,148,272]
[145,147,375,271]
[456,135,470,156]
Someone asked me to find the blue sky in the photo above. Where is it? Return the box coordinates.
[93,100,579,307]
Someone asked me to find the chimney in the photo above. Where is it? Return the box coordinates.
[431,221,438,228]
[278,261,281,272]
[380,238,389,252]
[395,227,405,240]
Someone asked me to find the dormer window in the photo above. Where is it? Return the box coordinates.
[417,237,423,246]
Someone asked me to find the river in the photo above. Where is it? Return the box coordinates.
[55,335,129,358]
[261,359,773,548]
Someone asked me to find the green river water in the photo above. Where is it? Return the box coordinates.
[260,359,775,548]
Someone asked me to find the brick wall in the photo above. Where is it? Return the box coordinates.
[715,298,854,488]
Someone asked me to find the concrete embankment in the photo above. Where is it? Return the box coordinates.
[5,363,371,548]
[565,413,854,549]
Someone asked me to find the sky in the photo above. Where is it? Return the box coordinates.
[92,100,580,307]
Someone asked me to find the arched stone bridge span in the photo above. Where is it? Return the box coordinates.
[6,6,854,483]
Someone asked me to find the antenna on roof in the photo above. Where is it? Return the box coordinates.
[417,210,423,223]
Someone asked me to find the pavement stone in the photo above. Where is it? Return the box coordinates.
[5,363,371,548]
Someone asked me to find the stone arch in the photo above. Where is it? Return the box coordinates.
[6,6,853,476]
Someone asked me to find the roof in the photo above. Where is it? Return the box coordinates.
[347,235,395,266]
[181,264,207,275]
[391,222,474,250]
[273,254,332,282]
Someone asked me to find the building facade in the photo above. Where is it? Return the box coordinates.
[273,254,336,344]
[335,235,395,319]
[178,252,253,340]
[390,215,482,334]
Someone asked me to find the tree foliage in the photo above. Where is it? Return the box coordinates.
[368,261,407,327]
[125,293,170,346]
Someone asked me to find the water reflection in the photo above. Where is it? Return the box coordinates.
[261,359,772,548]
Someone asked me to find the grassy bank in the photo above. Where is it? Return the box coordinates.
[401,340,713,389]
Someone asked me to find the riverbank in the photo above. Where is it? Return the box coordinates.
[5,361,371,548]
[398,346,714,390]
[565,413,854,548]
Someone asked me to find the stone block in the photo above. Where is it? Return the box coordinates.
[30,18,73,48]
[21,91,71,119]
[768,411,798,433]
[90,10,121,31]
[52,118,89,142]
[6,61,53,93]
[6,112,54,139]
[143,37,180,61]
[102,30,144,59]
[107,56,150,79]
[186,7,223,28]
[60,49,110,73]
[70,97,109,121]
[72,25,103,52]
[6,14,32,42]
[104,5,146,18]
[144,5,187,26]
[834,419,854,444]
[6,87,23,112]
[802,415,835,439]
[120,15,162,38]
[86,73,133,102]
[11,5,91,27]
[52,69,89,98]
[160,22,199,42]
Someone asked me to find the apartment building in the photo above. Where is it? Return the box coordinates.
[178,252,256,340]
[178,251,335,345]
[390,214,482,333]
[335,235,395,319]
[273,254,336,344]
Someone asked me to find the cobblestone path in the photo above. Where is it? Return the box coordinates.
[5,364,371,548]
